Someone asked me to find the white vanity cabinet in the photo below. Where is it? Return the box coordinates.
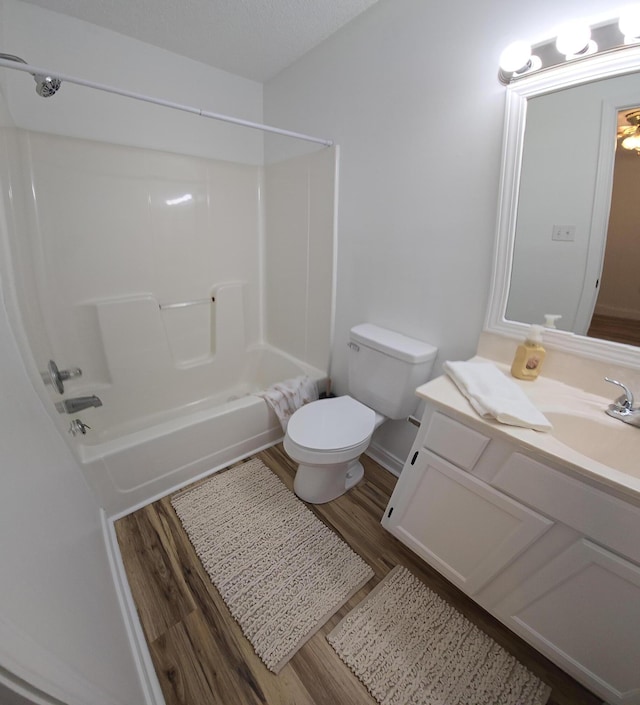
[384,448,553,595]
[382,403,640,705]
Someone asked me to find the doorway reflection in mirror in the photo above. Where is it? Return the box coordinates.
[587,106,640,347]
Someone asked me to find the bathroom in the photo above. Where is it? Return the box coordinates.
[1,0,638,703]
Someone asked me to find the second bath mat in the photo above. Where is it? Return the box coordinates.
[327,565,551,705]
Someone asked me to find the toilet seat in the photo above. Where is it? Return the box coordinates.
[284,395,380,503]
[286,396,376,452]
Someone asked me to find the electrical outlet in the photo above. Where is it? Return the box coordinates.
[552,225,576,241]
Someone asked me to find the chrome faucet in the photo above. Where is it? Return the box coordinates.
[604,377,640,427]
[56,395,102,414]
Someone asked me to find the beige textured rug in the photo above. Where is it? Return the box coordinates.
[171,457,374,673]
[327,565,551,705]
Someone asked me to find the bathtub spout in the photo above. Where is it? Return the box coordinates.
[56,395,103,414]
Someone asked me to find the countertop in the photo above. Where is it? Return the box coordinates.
[416,357,640,502]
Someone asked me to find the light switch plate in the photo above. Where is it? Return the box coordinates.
[552,225,576,241]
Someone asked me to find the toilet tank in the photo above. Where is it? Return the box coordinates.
[348,324,437,420]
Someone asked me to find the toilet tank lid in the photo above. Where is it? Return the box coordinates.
[350,324,438,364]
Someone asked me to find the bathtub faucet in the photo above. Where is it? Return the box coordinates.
[56,395,103,414]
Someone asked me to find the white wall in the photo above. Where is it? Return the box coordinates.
[263,0,627,465]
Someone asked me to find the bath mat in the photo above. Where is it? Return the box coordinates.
[170,457,373,673]
[327,565,551,705]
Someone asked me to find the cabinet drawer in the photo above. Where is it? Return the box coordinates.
[424,411,490,470]
[492,452,640,565]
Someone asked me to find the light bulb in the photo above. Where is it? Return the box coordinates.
[619,5,640,42]
[499,41,533,73]
[555,22,593,57]
[622,131,640,150]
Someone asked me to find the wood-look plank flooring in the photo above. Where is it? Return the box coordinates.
[587,314,640,346]
[115,445,601,705]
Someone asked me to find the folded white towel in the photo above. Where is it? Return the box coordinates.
[443,360,552,432]
[258,375,319,431]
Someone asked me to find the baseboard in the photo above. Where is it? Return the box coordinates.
[100,511,165,705]
[365,441,404,477]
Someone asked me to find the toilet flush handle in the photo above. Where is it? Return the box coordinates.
[347,342,360,352]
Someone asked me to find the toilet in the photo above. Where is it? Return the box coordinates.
[284,323,437,504]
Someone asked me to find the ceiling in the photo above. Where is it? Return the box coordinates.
[19,0,381,82]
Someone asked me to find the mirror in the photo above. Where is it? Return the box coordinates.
[506,74,640,342]
[485,44,640,368]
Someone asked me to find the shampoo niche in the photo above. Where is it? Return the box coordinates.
[511,324,546,380]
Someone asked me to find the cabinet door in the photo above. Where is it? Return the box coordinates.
[494,538,640,705]
[383,450,553,594]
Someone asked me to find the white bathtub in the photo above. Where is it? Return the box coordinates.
[77,345,325,517]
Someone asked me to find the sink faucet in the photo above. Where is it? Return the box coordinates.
[56,395,103,414]
[604,377,640,427]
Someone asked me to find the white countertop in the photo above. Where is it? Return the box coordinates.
[417,357,640,502]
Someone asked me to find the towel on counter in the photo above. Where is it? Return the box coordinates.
[258,375,319,431]
[443,360,552,432]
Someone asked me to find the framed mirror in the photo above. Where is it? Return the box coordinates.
[485,43,640,369]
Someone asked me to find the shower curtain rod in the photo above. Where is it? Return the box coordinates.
[0,57,334,147]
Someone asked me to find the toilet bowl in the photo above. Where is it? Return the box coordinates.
[284,395,384,504]
[284,323,437,504]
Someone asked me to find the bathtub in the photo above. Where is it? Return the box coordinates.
[77,344,325,517]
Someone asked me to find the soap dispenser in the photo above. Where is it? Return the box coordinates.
[544,314,562,329]
[511,324,546,380]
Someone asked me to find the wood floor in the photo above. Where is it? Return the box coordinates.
[115,444,601,705]
[587,314,640,346]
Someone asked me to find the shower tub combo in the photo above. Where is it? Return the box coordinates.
[78,343,325,517]
[0,118,336,519]
[55,277,329,517]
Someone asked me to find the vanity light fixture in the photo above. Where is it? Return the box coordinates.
[498,6,640,84]
[619,5,640,43]
[498,41,542,82]
[555,22,597,59]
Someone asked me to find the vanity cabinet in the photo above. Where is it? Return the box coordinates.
[494,537,640,702]
[382,405,640,705]
[385,449,552,595]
